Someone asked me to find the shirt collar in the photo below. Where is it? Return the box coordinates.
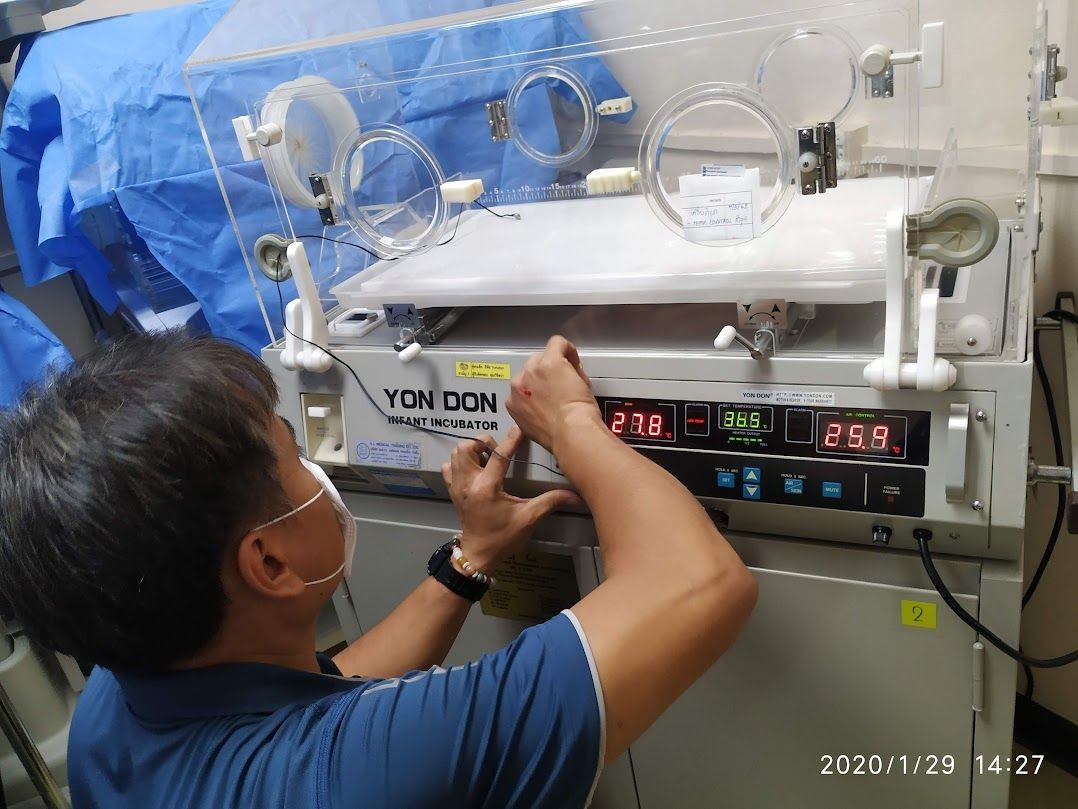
[114,654,364,722]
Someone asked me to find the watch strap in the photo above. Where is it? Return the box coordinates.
[427,540,489,603]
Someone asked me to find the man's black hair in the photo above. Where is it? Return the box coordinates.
[0,331,288,673]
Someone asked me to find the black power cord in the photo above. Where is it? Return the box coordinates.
[1020,306,1078,697]
[916,529,1078,668]
[1026,322,1068,609]
[915,308,1078,671]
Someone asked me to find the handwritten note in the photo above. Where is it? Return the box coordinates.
[678,168,761,243]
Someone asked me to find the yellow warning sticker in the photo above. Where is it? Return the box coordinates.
[901,599,937,629]
[480,550,581,623]
[455,361,511,380]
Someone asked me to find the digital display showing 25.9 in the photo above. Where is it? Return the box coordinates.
[603,400,676,442]
[816,413,909,458]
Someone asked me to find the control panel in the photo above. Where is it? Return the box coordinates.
[596,396,932,518]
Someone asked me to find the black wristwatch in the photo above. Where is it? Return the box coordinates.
[427,540,490,603]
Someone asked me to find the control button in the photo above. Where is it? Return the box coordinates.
[742,483,761,500]
[742,467,762,483]
[716,471,736,488]
[872,525,893,545]
[783,478,804,495]
[822,481,843,498]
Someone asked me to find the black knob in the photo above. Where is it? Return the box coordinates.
[872,525,893,545]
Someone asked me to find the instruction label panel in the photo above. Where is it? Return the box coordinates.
[481,550,581,623]
[741,389,835,406]
[355,440,421,469]
[455,361,512,380]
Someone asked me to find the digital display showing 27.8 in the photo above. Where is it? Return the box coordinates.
[602,400,676,442]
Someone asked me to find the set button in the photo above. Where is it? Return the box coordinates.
[716,472,736,488]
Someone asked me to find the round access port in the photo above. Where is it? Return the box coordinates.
[506,64,598,167]
[638,83,796,246]
[259,76,362,209]
[333,124,450,258]
[754,26,863,128]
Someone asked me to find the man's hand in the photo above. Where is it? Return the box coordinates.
[441,427,580,571]
[506,336,601,454]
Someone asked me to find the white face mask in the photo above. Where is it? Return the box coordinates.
[252,456,357,586]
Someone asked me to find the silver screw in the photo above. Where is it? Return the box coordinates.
[967,337,978,347]
[975,410,988,422]
[972,500,985,511]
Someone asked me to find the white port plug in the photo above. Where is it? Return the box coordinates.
[586,167,642,195]
[440,178,485,203]
[596,96,633,115]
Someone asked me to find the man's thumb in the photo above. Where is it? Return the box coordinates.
[527,487,584,521]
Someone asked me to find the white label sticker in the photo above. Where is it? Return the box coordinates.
[701,164,746,177]
[741,390,835,405]
[355,440,421,469]
[679,168,760,243]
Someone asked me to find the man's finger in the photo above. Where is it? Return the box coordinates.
[441,461,452,487]
[483,426,523,480]
[524,487,584,523]
[546,335,581,370]
[545,335,590,387]
[463,434,496,466]
[450,440,484,487]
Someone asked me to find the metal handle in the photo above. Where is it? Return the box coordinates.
[714,326,763,360]
[946,403,970,502]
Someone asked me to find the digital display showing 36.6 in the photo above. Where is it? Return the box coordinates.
[719,404,773,432]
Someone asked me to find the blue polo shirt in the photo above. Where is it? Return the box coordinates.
[68,611,605,808]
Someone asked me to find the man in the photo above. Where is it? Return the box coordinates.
[0,331,756,808]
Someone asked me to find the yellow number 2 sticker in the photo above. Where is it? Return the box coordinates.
[901,600,937,629]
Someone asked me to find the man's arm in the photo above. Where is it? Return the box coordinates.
[334,428,578,678]
[332,578,470,678]
[507,337,758,763]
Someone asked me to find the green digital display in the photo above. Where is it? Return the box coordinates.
[719,405,773,432]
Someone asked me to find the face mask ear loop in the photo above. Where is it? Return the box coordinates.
[302,562,346,587]
[251,488,325,532]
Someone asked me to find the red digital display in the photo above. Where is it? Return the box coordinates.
[816,414,908,458]
[603,401,676,442]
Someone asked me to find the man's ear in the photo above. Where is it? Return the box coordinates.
[235,530,307,599]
